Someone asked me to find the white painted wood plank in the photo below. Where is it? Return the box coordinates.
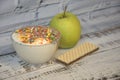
[0,24,120,80]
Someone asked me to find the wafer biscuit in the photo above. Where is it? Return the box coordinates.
[56,42,99,64]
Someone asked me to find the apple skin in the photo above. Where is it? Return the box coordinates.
[50,12,81,48]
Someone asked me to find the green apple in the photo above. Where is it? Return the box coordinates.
[49,12,81,48]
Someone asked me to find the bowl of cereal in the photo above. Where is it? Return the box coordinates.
[12,26,61,64]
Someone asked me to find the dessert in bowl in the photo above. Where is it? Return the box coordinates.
[12,26,61,64]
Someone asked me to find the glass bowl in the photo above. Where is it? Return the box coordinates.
[11,26,61,64]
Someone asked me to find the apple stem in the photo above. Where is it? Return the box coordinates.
[63,5,67,18]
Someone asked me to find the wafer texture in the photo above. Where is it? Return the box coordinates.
[56,42,99,64]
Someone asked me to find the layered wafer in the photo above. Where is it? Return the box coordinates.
[56,42,99,64]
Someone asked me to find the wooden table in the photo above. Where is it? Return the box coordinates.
[0,26,120,80]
